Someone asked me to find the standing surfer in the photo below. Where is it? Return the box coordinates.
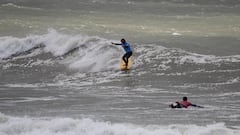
[112,39,133,67]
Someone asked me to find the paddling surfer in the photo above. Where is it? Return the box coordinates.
[170,97,204,108]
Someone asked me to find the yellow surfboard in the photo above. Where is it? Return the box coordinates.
[120,57,132,70]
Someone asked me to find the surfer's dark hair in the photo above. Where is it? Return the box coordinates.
[121,39,126,43]
[183,97,188,101]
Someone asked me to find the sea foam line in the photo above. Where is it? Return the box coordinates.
[1,3,43,10]
[0,113,239,135]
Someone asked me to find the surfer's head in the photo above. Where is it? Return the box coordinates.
[121,38,126,44]
[183,97,188,101]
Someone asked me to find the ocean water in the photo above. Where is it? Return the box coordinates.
[0,0,240,135]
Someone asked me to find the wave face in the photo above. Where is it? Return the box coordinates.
[0,29,121,71]
[0,113,239,135]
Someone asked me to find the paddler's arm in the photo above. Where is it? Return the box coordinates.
[191,104,204,108]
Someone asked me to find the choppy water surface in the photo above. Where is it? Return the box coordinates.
[0,0,240,135]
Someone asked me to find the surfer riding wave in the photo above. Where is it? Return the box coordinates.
[112,39,133,67]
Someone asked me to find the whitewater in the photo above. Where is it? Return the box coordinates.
[0,114,239,135]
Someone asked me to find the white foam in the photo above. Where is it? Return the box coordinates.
[213,77,240,86]
[3,83,41,88]
[41,30,91,56]
[0,29,123,72]
[41,30,123,72]
[172,32,182,36]
[179,53,240,64]
[1,3,43,10]
[0,35,41,59]
[2,59,54,69]
[0,113,239,135]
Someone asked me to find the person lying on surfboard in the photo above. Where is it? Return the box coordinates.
[112,39,133,67]
[170,96,204,108]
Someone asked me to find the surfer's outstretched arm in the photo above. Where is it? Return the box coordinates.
[112,42,122,45]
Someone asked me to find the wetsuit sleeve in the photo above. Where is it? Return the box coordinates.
[112,43,122,45]
[191,104,204,108]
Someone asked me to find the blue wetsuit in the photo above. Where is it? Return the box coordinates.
[121,42,132,66]
[113,41,133,66]
[121,42,132,53]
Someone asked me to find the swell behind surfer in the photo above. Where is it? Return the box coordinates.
[170,97,204,108]
[112,39,133,67]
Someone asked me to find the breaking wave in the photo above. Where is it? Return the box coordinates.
[0,29,123,72]
[1,29,240,73]
[0,112,239,135]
